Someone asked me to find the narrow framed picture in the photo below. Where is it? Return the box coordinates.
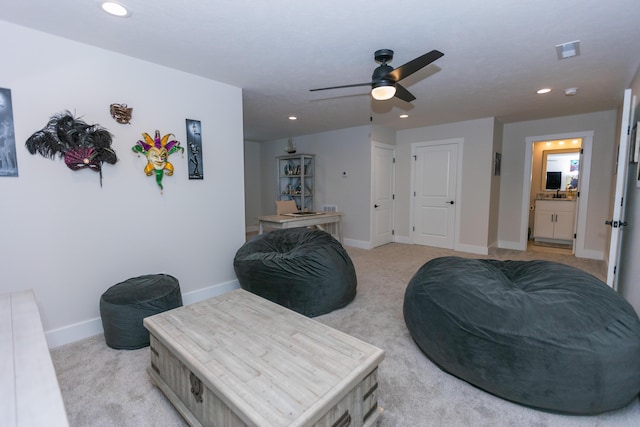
[186,119,203,180]
[493,152,501,176]
[633,121,640,163]
[0,87,19,177]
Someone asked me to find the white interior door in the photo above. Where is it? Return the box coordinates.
[371,143,395,248]
[413,143,458,248]
[606,89,633,289]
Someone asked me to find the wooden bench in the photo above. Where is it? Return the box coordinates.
[1,290,69,427]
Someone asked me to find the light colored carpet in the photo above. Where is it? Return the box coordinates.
[51,242,640,426]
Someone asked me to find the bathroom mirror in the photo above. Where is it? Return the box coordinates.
[542,149,580,191]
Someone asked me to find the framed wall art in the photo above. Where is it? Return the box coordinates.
[493,152,501,176]
[186,119,203,180]
[0,87,19,177]
[631,121,639,164]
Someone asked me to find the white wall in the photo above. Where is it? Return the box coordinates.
[488,120,504,248]
[0,21,245,347]
[618,66,640,316]
[499,111,618,257]
[260,126,372,245]
[396,118,496,252]
[246,112,618,260]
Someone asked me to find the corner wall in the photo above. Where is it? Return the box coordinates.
[396,118,496,252]
[260,126,373,246]
[244,140,262,230]
[0,21,246,347]
[499,110,617,257]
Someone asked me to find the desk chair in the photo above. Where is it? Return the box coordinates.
[275,200,298,215]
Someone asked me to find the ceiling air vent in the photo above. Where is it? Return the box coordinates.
[556,40,581,60]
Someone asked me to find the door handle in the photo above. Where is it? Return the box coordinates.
[446,201,454,205]
[374,204,379,208]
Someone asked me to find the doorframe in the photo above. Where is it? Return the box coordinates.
[520,131,594,257]
[410,138,464,249]
[370,141,396,248]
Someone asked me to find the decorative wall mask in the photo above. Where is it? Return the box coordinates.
[132,130,184,192]
[109,103,133,124]
[25,111,117,185]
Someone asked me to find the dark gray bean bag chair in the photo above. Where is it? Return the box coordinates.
[403,256,640,414]
[100,274,182,349]
[233,228,356,317]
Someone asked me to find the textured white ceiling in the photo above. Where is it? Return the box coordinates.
[1,0,639,141]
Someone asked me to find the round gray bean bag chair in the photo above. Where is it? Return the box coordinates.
[100,273,182,349]
[234,228,356,317]
[403,256,640,415]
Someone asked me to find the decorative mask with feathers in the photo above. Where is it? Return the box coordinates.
[132,130,183,192]
[25,111,117,185]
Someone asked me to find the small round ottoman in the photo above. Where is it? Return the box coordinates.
[403,256,640,414]
[233,228,356,317]
[100,274,182,349]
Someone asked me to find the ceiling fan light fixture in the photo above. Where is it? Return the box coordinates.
[371,81,396,101]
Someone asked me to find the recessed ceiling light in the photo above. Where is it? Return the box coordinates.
[101,2,130,17]
[537,88,552,94]
[288,116,297,121]
[399,114,409,118]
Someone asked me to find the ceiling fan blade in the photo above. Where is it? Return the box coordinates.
[387,50,444,82]
[310,82,372,92]
[394,83,416,103]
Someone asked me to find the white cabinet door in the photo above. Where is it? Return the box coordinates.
[554,210,575,241]
[534,200,576,241]
[534,208,555,239]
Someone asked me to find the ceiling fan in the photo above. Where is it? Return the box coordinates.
[310,49,444,102]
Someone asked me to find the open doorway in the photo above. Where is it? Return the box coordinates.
[528,138,582,254]
[521,131,594,258]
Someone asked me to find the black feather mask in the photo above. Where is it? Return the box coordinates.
[26,111,117,185]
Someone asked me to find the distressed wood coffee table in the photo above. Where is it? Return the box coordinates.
[143,289,384,427]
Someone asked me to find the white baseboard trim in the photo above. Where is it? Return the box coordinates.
[498,240,526,251]
[181,280,240,305]
[45,280,240,349]
[344,238,371,249]
[455,243,489,255]
[394,235,412,244]
[45,317,104,349]
[575,248,604,260]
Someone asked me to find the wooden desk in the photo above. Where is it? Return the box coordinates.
[144,289,384,427]
[258,211,344,243]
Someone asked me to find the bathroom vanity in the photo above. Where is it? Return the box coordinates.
[534,199,576,245]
